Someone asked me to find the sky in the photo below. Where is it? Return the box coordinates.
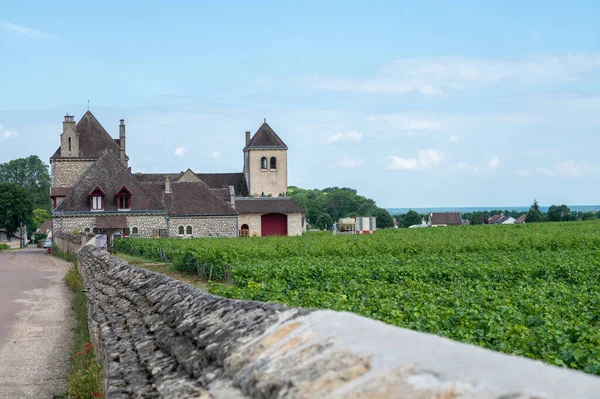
[1,1,599,208]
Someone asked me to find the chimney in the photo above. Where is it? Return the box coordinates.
[119,119,127,167]
[165,177,171,193]
[228,185,236,208]
[63,114,75,132]
[245,131,251,146]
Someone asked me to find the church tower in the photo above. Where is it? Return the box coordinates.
[243,121,288,197]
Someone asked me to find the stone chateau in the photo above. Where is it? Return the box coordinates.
[50,111,305,238]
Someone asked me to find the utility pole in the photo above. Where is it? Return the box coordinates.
[19,221,23,249]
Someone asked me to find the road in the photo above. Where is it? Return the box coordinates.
[0,247,73,398]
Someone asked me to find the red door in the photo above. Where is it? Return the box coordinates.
[261,213,288,236]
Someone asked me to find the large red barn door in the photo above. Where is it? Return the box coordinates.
[261,213,288,236]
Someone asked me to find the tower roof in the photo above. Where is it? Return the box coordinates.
[50,111,123,159]
[243,122,288,150]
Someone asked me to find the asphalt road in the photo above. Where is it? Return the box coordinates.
[0,247,73,398]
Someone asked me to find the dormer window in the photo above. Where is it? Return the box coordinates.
[115,185,132,211]
[88,186,105,211]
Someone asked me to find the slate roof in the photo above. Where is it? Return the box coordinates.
[243,122,287,150]
[54,150,166,213]
[50,111,124,159]
[235,197,304,214]
[429,212,463,226]
[196,173,249,196]
[211,188,231,202]
[133,173,184,183]
[141,181,238,216]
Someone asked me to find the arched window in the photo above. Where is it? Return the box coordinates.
[84,227,90,233]
[240,224,249,237]
[186,226,192,235]
[270,157,277,170]
[178,226,184,235]
[261,157,267,170]
[132,227,139,234]
[92,227,98,234]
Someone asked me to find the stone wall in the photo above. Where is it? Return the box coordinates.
[54,231,90,253]
[53,215,97,234]
[125,215,168,238]
[76,244,600,398]
[168,216,238,237]
[246,149,287,197]
[51,159,96,187]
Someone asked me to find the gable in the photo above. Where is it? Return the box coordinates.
[179,169,200,182]
[54,150,166,213]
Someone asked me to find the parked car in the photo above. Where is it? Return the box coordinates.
[43,239,52,248]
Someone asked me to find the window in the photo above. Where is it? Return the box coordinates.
[261,157,267,170]
[84,227,90,233]
[186,226,192,235]
[132,227,138,234]
[92,227,99,234]
[270,157,277,170]
[240,224,249,237]
[178,226,184,235]
[123,227,130,237]
[115,185,132,210]
[88,186,105,211]
[68,137,71,152]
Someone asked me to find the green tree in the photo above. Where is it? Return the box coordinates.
[314,213,334,230]
[547,204,571,222]
[0,156,51,211]
[402,210,422,227]
[470,212,485,225]
[33,208,51,228]
[582,211,597,221]
[374,208,394,228]
[526,199,544,223]
[0,182,34,237]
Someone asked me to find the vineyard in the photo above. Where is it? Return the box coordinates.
[114,221,600,375]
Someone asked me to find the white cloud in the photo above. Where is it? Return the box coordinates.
[515,169,531,177]
[173,146,188,157]
[386,149,443,171]
[307,53,600,96]
[327,130,362,143]
[448,135,460,143]
[207,151,221,159]
[0,125,19,142]
[456,162,470,170]
[537,168,553,177]
[0,20,61,41]
[553,160,595,177]
[330,156,365,168]
[488,157,500,169]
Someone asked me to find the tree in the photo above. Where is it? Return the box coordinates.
[0,156,51,211]
[526,199,543,223]
[33,208,51,228]
[582,211,597,221]
[402,210,422,228]
[314,213,334,230]
[374,208,394,228]
[0,182,34,237]
[547,204,571,222]
[469,212,485,225]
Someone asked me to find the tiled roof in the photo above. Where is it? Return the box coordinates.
[515,215,527,224]
[489,214,504,224]
[235,197,304,213]
[243,122,287,150]
[196,173,249,196]
[141,181,238,216]
[211,188,231,202]
[133,173,184,183]
[54,150,166,213]
[50,111,124,159]
[430,212,463,226]
[51,187,72,197]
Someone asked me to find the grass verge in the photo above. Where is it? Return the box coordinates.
[115,252,211,291]
[54,247,105,398]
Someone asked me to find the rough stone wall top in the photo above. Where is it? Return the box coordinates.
[77,245,600,398]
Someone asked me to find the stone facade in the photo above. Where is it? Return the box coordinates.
[244,148,288,197]
[53,214,168,238]
[125,215,168,238]
[51,159,95,187]
[169,216,238,238]
[53,215,97,234]
[238,212,304,237]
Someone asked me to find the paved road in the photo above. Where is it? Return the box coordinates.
[0,247,73,398]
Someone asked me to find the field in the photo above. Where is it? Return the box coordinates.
[114,221,600,375]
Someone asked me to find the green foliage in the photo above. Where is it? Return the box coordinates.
[526,200,544,223]
[116,221,600,375]
[548,205,572,222]
[0,182,34,237]
[0,243,9,251]
[402,210,422,227]
[287,186,392,229]
[33,208,51,228]
[0,155,51,211]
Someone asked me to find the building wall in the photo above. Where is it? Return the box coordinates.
[169,216,238,237]
[51,159,96,188]
[246,149,287,197]
[238,212,304,237]
[125,215,168,238]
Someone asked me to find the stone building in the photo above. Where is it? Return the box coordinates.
[50,112,304,238]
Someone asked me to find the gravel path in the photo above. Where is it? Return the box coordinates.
[0,247,74,398]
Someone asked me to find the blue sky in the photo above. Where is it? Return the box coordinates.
[1,1,599,208]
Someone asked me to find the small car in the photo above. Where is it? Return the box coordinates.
[43,238,52,248]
